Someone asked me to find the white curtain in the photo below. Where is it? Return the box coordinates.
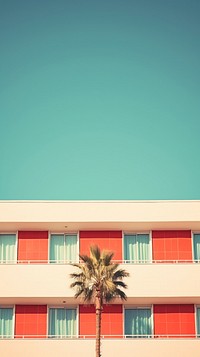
[0,234,16,263]
[65,235,77,262]
[0,308,13,337]
[50,235,64,263]
[48,308,76,337]
[197,308,200,336]
[50,234,77,263]
[124,234,149,262]
[193,234,200,262]
[125,309,151,337]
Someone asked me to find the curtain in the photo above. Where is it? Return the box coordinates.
[0,234,16,263]
[193,234,200,262]
[125,309,151,337]
[65,235,77,262]
[197,308,200,336]
[50,234,77,263]
[124,234,149,262]
[48,308,76,337]
[50,235,64,263]
[0,308,13,337]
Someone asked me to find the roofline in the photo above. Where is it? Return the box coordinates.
[0,199,200,203]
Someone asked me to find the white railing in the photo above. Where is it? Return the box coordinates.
[0,334,199,339]
[0,259,200,264]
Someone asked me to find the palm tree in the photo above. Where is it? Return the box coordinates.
[70,245,129,357]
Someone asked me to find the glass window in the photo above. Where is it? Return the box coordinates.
[0,308,13,338]
[197,308,200,336]
[125,308,152,337]
[0,234,16,263]
[124,234,150,263]
[48,308,77,338]
[50,234,77,263]
[193,234,200,262]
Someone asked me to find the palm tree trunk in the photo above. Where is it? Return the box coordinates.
[95,289,102,357]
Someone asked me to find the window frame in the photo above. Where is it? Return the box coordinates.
[0,232,17,264]
[47,305,78,338]
[195,305,200,337]
[0,305,15,338]
[192,232,200,263]
[49,232,79,264]
[123,305,153,338]
[122,231,152,263]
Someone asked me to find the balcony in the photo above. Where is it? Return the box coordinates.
[0,337,200,357]
[0,261,200,304]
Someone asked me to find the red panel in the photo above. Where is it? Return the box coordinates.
[152,231,192,262]
[80,231,122,238]
[79,231,122,261]
[79,305,95,336]
[79,305,123,338]
[152,231,165,238]
[177,231,191,238]
[18,231,48,263]
[167,322,181,336]
[178,238,192,251]
[15,305,47,338]
[154,305,195,338]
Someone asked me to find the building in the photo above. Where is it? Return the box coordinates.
[0,200,200,356]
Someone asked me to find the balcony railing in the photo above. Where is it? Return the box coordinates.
[0,259,199,264]
[0,334,199,339]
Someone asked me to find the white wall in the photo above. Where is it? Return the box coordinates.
[1,263,200,304]
[0,338,200,357]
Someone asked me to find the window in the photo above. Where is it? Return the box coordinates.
[193,234,200,262]
[0,234,16,263]
[124,234,150,263]
[197,308,200,337]
[48,308,77,338]
[125,308,152,337]
[0,308,13,338]
[50,234,77,263]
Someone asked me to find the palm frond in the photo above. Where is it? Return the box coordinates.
[70,272,84,279]
[70,281,84,288]
[70,245,129,303]
[113,280,128,289]
[83,288,94,302]
[89,245,101,262]
[114,288,127,301]
[101,250,114,265]
[103,292,115,302]
[71,263,83,269]
[103,279,116,294]
[79,254,95,268]
[105,263,119,273]
[113,269,130,280]
[74,288,84,299]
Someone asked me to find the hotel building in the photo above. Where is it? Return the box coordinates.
[0,200,200,356]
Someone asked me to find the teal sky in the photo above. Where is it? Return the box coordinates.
[0,0,200,200]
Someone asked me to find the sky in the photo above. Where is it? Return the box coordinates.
[0,0,200,200]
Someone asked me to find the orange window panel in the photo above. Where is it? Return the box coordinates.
[152,231,192,262]
[79,231,122,261]
[154,304,195,338]
[79,305,123,338]
[15,305,47,338]
[18,231,48,263]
